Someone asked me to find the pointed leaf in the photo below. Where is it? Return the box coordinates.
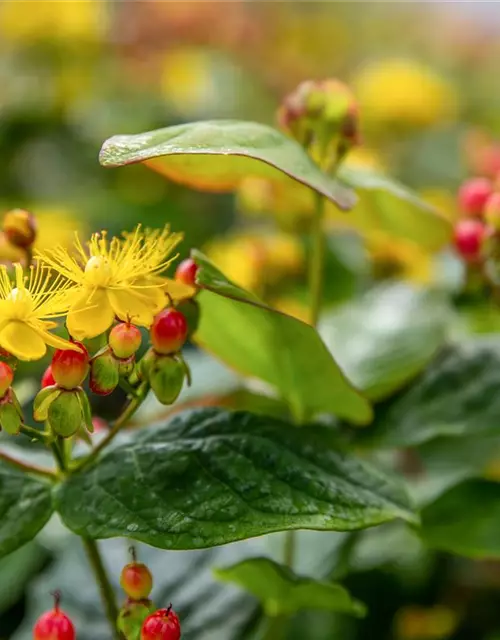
[214,557,366,616]
[55,408,416,549]
[99,120,355,210]
[193,251,372,425]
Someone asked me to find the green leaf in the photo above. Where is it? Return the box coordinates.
[361,338,500,448]
[320,283,449,401]
[193,251,372,425]
[55,408,416,548]
[0,542,48,614]
[99,120,355,210]
[421,479,500,558]
[338,165,452,251]
[0,457,53,558]
[214,557,366,617]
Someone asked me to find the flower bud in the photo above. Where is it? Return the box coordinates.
[41,365,56,389]
[150,309,188,355]
[121,555,153,600]
[175,258,199,287]
[110,323,142,359]
[484,192,500,231]
[90,347,119,396]
[148,353,185,405]
[51,342,89,390]
[141,606,181,640]
[118,354,136,377]
[453,219,486,263]
[33,591,75,640]
[458,177,493,217]
[48,390,83,438]
[2,208,36,249]
[0,361,14,398]
[0,389,23,435]
[118,599,156,640]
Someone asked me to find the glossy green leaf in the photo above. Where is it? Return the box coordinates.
[0,456,53,558]
[320,283,449,401]
[215,557,366,617]
[193,251,372,425]
[421,480,500,558]
[337,165,452,251]
[362,338,500,448]
[99,120,355,209]
[55,408,416,548]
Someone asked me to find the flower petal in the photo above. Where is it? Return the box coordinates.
[67,287,115,340]
[32,321,82,352]
[163,278,196,301]
[0,321,46,361]
[107,288,160,326]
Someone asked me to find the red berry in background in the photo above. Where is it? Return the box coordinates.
[0,361,13,398]
[175,258,198,287]
[51,342,89,390]
[33,592,75,640]
[458,177,493,217]
[109,322,142,359]
[41,365,56,389]
[150,309,188,355]
[453,219,486,263]
[91,416,108,433]
[120,558,153,600]
[141,606,181,640]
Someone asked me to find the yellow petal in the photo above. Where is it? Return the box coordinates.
[32,320,82,352]
[67,287,115,340]
[107,288,160,327]
[0,321,46,361]
[164,278,196,301]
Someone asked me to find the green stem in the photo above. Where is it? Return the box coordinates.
[0,450,56,480]
[262,614,288,640]
[283,529,296,569]
[79,383,149,470]
[50,441,66,473]
[21,424,49,443]
[81,537,120,639]
[308,192,325,328]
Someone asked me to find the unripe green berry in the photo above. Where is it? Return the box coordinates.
[149,354,185,405]
[118,598,156,640]
[48,390,82,437]
[110,323,142,359]
[90,347,119,396]
[121,562,153,600]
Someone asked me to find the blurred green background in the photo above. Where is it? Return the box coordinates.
[2,2,500,639]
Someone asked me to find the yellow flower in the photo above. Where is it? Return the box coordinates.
[37,225,188,340]
[0,263,77,361]
[366,231,434,285]
[354,59,457,128]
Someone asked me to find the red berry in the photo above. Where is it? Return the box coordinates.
[150,309,188,355]
[141,607,181,640]
[175,258,198,287]
[0,361,13,397]
[91,416,108,432]
[41,365,56,389]
[33,594,75,640]
[458,177,493,217]
[453,219,486,262]
[120,562,153,600]
[51,342,89,390]
[109,322,142,359]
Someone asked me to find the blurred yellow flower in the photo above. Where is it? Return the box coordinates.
[272,296,310,324]
[345,147,386,172]
[37,225,186,340]
[394,605,458,640]
[0,263,77,361]
[354,59,457,128]
[204,232,304,294]
[0,0,106,43]
[34,208,87,253]
[161,48,215,114]
[366,231,434,284]
[420,188,457,223]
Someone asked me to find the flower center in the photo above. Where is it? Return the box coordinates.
[84,256,112,287]
[6,287,34,319]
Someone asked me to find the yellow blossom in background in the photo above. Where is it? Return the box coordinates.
[34,208,88,253]
[0,0,106,44]
[420,188,457,223]
[272,296,310,324]
[161,48,217,115]
[204,232,304,294]
[394,605,458,640]
[366,231,434,284]
[0,263,78,361]
[353,58,457,128]
[37,225,189,340]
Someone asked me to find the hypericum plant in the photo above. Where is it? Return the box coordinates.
[1,78,468,640]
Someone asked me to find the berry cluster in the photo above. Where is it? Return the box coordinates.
[454,177,499,265]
